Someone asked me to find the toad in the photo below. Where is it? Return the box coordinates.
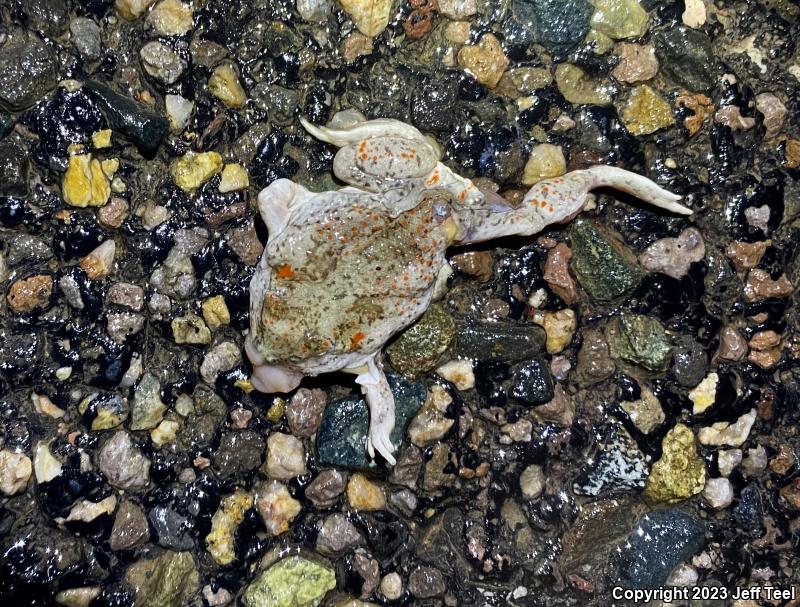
[245,115,691,465]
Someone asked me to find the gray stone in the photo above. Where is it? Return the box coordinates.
[510,357,555,405]
[656,26,717,92]
[671,336,709,388]
[148,505,195,550]
[130,373,167,431]
[23,0,69,36]
[512,0,593,55]
[5,234,51,265]
[573,424,649,496]
[140,42,187,85]
[70,18,103,61]
[213,431,264,479]
[315,513,364,556]
[0,142,30,198]
[0,29,58,111]
[408,566,446,599]
[110,500,150,550]
[453,319,546,363]
[286,388,327,438]
[97,431,151,491]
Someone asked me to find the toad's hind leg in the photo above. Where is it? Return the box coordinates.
[353,355,397,465]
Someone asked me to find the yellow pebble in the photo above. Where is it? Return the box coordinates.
[219,163,250,193]
[346,473,386,511]
[202,295,230,329]
[266,398,285,423]
[62,154,111,208]
[170,151,223,192]
[92,129,112,149]
[209,64,247,109]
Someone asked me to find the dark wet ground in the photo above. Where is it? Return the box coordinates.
[0,0,799,606]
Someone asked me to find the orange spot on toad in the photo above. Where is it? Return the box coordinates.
[276,264,295,279]
[350,331,365,349]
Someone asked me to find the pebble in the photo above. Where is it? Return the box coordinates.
[165,94,194,133]
[779,478,800,511]
[140,42,187,85]
[62,153,111,207]
[590,0,649,40]
[675,91,714,136]
[55,587,101,607]
[715,325,747,361]
[0,29,58,111]
[316,513,363,555]
[253,480,302,537]
[32,393,66,419]
[264,432,307,480]
[110,500,150,550]
[555,64,613,106]
[457,34,509,88]
[346,473,386,510]
[70,18,102,61]
[306,469,346,508]
[576,328,615,384]
[209,64,247,109]
[639,228,705,279]
[65,495,117,523]
[703,477,734,509]
[682,0,707,28]
[115,0,157,20]
[200,341,241,384]
[715,105,756,131]
[513,0,592,55]
[8,274,52,313]
[286,388,327,437]
[755,92,786,138]
[213,431,263,479]
[742,445,768,477]
[535,309,576,354]
[450,251,493,282]
[170,151,224,192]
[339,0,392,36]
[643,423,705,505]
[387,304,455,377]
[147,0,193,36]
[521,143,566,186]
[125,551,198,607]
[33,442,62,484]
[510,357,555,405]
[380,572,403,601]
[80,240,116,280]
[698,409,757,447]
[98,197,130,229]
[666,564,699,587]
[743,269,793,301]
[520,464,545,500]
[151,420,180,447]
[607,313,672,372]
[107,282,145,311]
[619,385,664,434]
[407,384,454,447]
[219,163,250,193]
[107,312,145,343]
[172,313,212,345]
[688,372,718,414]
[618,85,675,135]
[543,243,578,304]
[435,359,475,390]
[242,556,335,607]
[0,449,32,495]
[131,373,167,431]
[206,489,253,565]
[297,0,330,22]
[408,566,446,599]
[96,431,151,490]
[201,295,230,330]
[656,26,716,92]
[718,449,743,477]
[202,586,233,607]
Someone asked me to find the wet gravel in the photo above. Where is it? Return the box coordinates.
[1,0,800,606]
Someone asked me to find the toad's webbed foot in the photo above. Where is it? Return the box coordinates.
[355,355,397,465]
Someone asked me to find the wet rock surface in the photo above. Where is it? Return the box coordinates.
[1,0,799,605]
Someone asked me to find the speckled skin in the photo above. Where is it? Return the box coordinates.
[246,117,692,464]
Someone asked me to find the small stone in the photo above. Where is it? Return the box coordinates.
[131,373,167,431]
[612,42,659,83]
[743,205,770,231]
[437,0,478,19]
[785,138,800,168]
[407,385,454,447]
[110,500,149,550]
[316,513,363,556]
[643,423,705,505]
[620,385,664,434]
[555,63,613,106]
[522,144,566,186]
[172,313,212,345]
[306,469,346,508]
[96,431,151,490]
[458,34,509,88]
[408,566,446,599]
[755,92,787,139]
[151,420,180,448]
[510,357,555,405]
[656,26,716,92]
[0,449,32,495]
[65,495,117,523]
[698,409,757,447]
[80,240,116,280]
[107,282,145,311]
[749,330,781,351]
[92,129,112,149]
[520,464,545,500]
[339,0,392,36]
[703,477,733,509]
[340,31,374,63]
[62,154,111,207]
[33,442,62,484]
[0,29,58,111]
[165,94,193,133]
[535,309,576,354]
[147,0,193,36]
[140,42,187,85]
[714,105,756,131]
[200,341,241,384]
[590,0,649,39]
[618,85,675,135]
[202,586,233,607]
[242,556,335,607]
[8,274,52,313]
[264,432,307,480]
[387,304,455,377]
[450,251,493,282]
[286,388,327,438]
[98,197,129,229]
[742,445,768,477]
[717,449,742,477]
[640,228,705,279]
[255,480,302,536]
[55,587,101,607]
[31,393,66,419]
[297,0,331,22]
[543,243,578,304]
[513,0,592,55]
[435,359,475,390]
[688,372,718,415]
[607,313,672,372]
[209,64,247,109]
[218,163,249,193]
[682,0,706,27]
[779,478,800,511]
[346,472,385,511]
[171,152,223,192]
[106,312,145,343]
[675,91,714,136]
[380,572,403,601]
[206,489,254,565]
[743,269,793,301]
[715,325,747,361]
[201,295,230,329]
[115,0,156,20]
[125,551,198,607]
[725,240,772,271]
[576,328,615,384]
[70,18,102,61]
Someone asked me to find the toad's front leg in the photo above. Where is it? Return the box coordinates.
[353,355,396,465]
